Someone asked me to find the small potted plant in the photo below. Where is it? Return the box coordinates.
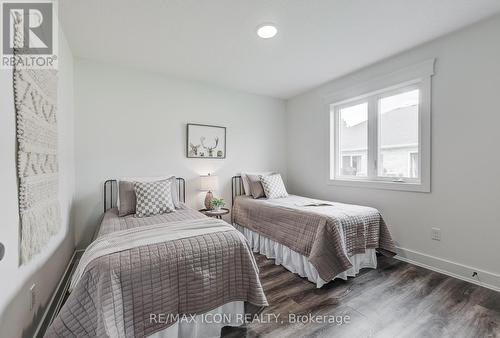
[210,198,225,211]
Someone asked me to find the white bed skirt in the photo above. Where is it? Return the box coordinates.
[148,301,244,338]
[234,223,377,288]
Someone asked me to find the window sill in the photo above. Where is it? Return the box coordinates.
[328,178,430,192]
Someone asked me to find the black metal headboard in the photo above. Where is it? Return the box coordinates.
[231,175,244,206]
[104,177,186,212]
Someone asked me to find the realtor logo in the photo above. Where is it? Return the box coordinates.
[1,0,57,69]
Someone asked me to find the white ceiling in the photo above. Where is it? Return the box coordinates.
[59,0,500,99]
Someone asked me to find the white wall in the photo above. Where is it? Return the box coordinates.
[286,15,500,289]
[0,29,76,337]
[74,60,287,247]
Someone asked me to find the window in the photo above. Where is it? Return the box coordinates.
[378,89,419,179]
[327,59,433,192]
[339,102,367,177]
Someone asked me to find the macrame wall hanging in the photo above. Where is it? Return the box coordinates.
[13,22,61,264]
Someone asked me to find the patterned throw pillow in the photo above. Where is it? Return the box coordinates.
[118,176,180,216]
[133,180,175,217]
[260,174,288,199]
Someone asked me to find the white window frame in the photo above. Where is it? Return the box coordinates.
[324,59,434,192]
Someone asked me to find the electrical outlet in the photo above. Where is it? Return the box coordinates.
[431,227,441,241]
[30,283,36,311]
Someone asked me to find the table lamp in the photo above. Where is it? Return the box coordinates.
[200,173,218,209]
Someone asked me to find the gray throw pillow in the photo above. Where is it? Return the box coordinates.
[118,180,136,216]
[247,174,266,199]
[134,180,175,217]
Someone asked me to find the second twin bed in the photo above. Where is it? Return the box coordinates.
[231,174,395,288]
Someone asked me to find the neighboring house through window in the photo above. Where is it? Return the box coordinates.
[342,155,363,176]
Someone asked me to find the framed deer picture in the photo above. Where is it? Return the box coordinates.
[186,123,226,159]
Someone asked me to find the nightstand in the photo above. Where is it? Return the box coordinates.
[199,208,230,219]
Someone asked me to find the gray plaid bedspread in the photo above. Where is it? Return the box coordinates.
[46,206,268,337]
[232,195,396,282]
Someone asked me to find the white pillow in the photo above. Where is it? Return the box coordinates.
[260,174,288,199]
[241,172,274,196]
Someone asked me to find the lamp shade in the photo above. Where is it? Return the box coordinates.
[200,174,218,191]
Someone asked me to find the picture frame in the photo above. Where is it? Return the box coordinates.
[186,123,226,159]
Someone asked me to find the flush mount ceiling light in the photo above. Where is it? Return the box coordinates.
[256,23,278,39]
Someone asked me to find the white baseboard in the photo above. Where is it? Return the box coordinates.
[395,247,500,293]
[33,249,85,338]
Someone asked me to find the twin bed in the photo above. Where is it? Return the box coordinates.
[46,178,267,338]
[231,176,395,288]
[46,175,395,338]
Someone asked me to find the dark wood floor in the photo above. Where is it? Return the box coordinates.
[223,254,500,338]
